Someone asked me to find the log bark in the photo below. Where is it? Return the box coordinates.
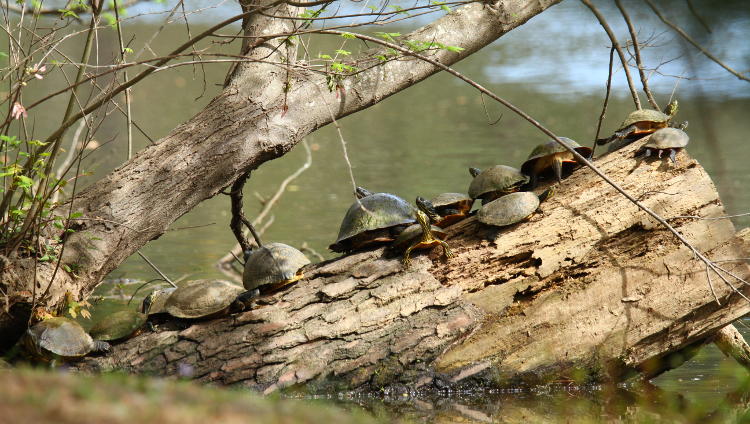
[0,0,561,349]
[79,139,750,392]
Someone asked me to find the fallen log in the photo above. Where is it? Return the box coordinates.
[79,137,750,392]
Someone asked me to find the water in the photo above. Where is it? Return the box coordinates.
[8,0,750,421]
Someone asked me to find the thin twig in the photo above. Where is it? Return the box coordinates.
[615,0,659,109]
[229,170,263,252]
[113,0,134,160]
[643,0,748,82]
[137,251,177,288]
[581,0,642,110]
[592,46,615,156]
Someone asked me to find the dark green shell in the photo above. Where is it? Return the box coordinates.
[521,138,591,175]
[477,192,540,227]
[333,193,415,247]
[165,279,244,319]
[644,128,689,149]
[392,224,447,250]
[243,243,310,290]
[89,310,148,342]
[468,166,529,200]
[22,317,97,359]
[619,109,670,129]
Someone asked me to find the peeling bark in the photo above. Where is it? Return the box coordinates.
[0,0,562,346]
[78,139,750,392]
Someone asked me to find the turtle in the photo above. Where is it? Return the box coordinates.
[597,100,678,146]
[164,279,247,320]
[467,165,529,205]
[425,192,474,228]
[329,191,416,253]
[88,309,148,343]
[477,189,552,227]
[141,287,177,315]
[636,123,689,163]
[20,317,110,363]
[243,242,311,292]
[396,197,453,266]
[521,137,592,188]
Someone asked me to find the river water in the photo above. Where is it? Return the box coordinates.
[13,0,750,421]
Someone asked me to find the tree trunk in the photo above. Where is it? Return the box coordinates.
[79,139,750,392]
[0,0,561,350]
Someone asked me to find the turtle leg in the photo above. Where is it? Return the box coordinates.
[658,149,664,158]
[553,156,563,183]
[669,149,678,164]
[438,239,453,260]
[402,244,415,268]
[93,340,111,354]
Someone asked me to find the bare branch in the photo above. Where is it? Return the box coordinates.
[615,0,659,109]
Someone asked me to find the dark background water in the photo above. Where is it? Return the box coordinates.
[4,0,750,421]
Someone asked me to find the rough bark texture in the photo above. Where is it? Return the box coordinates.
[78,139,750,392]
[714,320,750,372]
[0,0,561,347]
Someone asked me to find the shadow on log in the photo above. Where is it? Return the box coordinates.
[79,136,750,392]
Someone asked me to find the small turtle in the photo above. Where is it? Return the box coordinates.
[397,198,453,266]
[425,193,474,228]
[521,137,592,188]
[21,317,110,363]
[477,190,552,227]
[468,165,529,205]
[329,191,416,253]
[636,124,689,163]
[89,310,148,343]
[141,287,177,315]
[164,279,246,320]
[597,100,678,146]
[243,242,310,292]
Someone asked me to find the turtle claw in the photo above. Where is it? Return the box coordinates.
[669,149,677,164]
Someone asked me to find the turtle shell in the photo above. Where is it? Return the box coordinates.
[619,109,670,129]
[243,242,311,291]
[89,310,148,342]
[521,138,591,176]
[165,279,244,319]
[643,128,689,149]
[392,223,447,251]
[141,287,177,315]
[22,317,97,360]
[477,191,540,227]
[430,193,473,209]
[330,193,415,252]
[468,166,529,200]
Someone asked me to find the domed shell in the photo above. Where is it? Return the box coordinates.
[477,191,540,227]
[333,193,415,247]
[392,223,447,251]
[430,192,472,209]
[165,279,244,319]
[619,109,670,129]
[521,138,591,174]
[468,166,529,200]
[89,310,148,342]
[243,242,311,290]
[23,317,97,359]
[141,287,177,315]
[644,127,689,149]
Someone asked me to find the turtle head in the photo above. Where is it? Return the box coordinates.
[355,186,373,199]
[415,197,440,223]
[468,167,482,178]
[678,120,688,131]
[141,292,155,314]
[664,99,678,118]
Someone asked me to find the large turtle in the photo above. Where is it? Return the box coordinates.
[164,279,246,320]
[597,100,678,147]
[468,165,529,205]
[521,137,592,188]
[477,189,553,227]
[21,317,110,363]
[243,242,310,292]
[329,191,416,253]
[636,124,689,163]
[89,310,148,343]
[425,192,474,228]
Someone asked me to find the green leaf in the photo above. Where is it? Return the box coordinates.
[335,49,351,56]
[318,53,332,60]
[70,212,83,218]
[444,45,465,53]
[340,32,356,40]
[15,175,33,189]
